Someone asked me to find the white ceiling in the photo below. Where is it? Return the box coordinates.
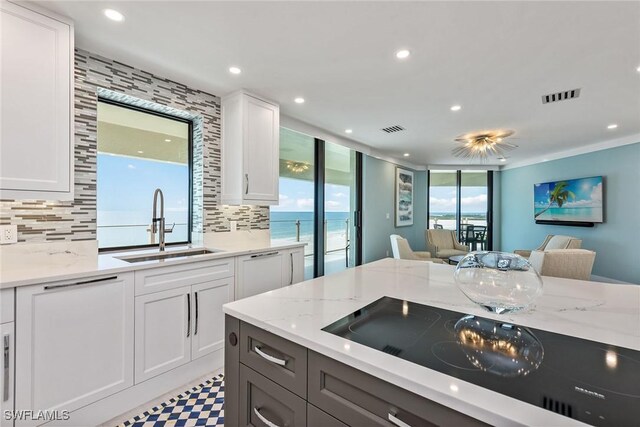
[33,0,640,166]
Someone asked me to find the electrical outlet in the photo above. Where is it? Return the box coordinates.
[386,250,390,257]
[0,225,18,244]
[386,213,390,220]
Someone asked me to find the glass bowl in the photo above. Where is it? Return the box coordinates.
[453,251,543,314]
[454,315,544,377]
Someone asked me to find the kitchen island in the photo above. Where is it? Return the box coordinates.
[223,258,640,426]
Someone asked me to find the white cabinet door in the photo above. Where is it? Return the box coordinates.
[1,322,14,427]
[0,289,14,324]
[191,278,233,360]
[135,287,191,383]
[236,251,285,299]
[15,274,134,422]
[221,91,279,205]
[282,247,305,286]
[0,2,73,200]
[243,95,279,203]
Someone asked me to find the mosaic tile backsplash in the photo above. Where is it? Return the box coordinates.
[0,49,269,243]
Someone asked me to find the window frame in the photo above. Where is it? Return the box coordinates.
[96,98,194,252]
[427,169,493,251]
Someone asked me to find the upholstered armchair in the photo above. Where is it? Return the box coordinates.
[425,229,469,260]
[528,249,596,280]
[514,235,582,259]
[390,235,444,263]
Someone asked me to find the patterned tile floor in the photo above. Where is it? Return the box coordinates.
[117,375,224,427]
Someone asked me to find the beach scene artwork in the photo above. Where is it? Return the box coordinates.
[534,176,603,223]
[396,168,414,227]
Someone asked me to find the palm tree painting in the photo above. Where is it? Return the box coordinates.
[534,181,576,218]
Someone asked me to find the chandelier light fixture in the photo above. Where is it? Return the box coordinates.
[285,161,310,173]
[452,129,517,161]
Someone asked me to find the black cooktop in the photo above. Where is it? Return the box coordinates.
[322,297,640,426]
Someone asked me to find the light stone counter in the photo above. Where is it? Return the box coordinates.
[0,230,305,288]
[223,258,640,426]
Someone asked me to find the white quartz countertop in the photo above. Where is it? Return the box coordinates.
[0,237,305,289]
[223,258,640,426]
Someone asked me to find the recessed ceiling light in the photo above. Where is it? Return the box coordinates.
[636,65,640,72]
[294,97,305,104]
[137,150,144,154]
[498,157,506,162]
[229,66,241,75]
[607,124,618,129]
[103,9,124,22]
[403,153,410,157]
[450,105,462,112]
[345,129,353,134]
[396,49,411,59]
[164,139,172,142]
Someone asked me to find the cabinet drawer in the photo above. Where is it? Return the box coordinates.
[308,351,485,427]
[135,258,233,295]
[240,364,306,427]
[0,289,14,324]
[240,322,307,398]
[307,403,347,427]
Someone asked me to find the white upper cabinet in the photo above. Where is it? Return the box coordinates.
[0,2,74,200]
[222,91,279,205]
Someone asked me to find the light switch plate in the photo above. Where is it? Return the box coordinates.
[0,225,18,244]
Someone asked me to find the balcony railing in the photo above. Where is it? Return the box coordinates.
[270,218,350,255]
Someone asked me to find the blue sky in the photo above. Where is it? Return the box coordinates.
[534,177,602,208]
[429,186,488,213]
[271,177,350,212]
[97,154,189,227]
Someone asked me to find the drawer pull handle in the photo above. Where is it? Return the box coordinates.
[250,251,279,259]
[388,412,412,427]
[186,294,191,338]
[254,346,286,366]
[289,252,293,285]
[44,275,118,290]
[3,334,9,402]
[253,407,280,427]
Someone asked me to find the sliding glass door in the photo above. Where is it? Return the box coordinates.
[271,128,362,279]
[324,142,358,275]
[270,128,316,279]
[428,170,458,232]
[428,170,493,251]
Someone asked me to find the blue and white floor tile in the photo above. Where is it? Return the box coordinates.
[117,375,224,427]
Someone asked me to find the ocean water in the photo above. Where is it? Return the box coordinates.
[534,207,602,222]
[270,211,350,240]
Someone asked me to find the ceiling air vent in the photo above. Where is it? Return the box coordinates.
[542,88,581,104]
[381,125,405,134]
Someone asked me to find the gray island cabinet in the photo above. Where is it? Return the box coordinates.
[224,315,485,427]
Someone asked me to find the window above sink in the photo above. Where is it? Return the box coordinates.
[96,99,193,251]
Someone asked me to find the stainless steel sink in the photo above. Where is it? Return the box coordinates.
[117,248,219,263]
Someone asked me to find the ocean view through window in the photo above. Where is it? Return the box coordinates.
[96,101,191,250]
[271,128,360,279]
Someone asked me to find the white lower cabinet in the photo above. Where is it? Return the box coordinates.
[135,277,233,383]
[1,322,14,427]
[283,247,305,286]
[15,273,134,425]
[236,248,306,299]
[191,278,233,361]
[236,251,285,299]
[8,249,299,425]
[134,287,191,384]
